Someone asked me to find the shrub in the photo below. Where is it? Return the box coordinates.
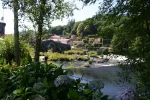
[76,56,90,61]
[87,51,98,57]
[88,60,93,64]
[0,36,32,64]
[48,52,75,61]
[102,48,109,55]
[83,39,88,43]
[93,43,102,47]
[64,50,86,55]
[0,63,110,100]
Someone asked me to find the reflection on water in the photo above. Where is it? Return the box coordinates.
[51,60,135,98]
[68,67,135,98]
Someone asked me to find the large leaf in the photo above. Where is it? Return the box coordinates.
[68,88,79,100]
[0,57,4,65]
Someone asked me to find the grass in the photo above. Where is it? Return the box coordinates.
[64,50,86,55]
[87,51,98,57]
[48,52,75,61]
[40,52,89,61]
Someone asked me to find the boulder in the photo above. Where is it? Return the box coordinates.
[84,64,91,68]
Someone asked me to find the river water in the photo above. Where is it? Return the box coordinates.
[51,55,136,98]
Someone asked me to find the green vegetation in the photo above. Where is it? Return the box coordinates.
[88,60,93,64]
[64,50,86,55]
[47,52,75,61]
[40,52,90,61]
[82,0,150,99]
[0,36,33,65]
[1,0,149,99]
[0,62,110,100]
[87,51,98,57]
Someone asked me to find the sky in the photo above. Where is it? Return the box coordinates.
[0,0,100,34]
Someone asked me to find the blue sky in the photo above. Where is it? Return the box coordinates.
[0,0,100,34]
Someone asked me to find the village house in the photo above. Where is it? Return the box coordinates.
[46,35,73,45]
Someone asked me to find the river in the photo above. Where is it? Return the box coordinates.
[51,55,136,98]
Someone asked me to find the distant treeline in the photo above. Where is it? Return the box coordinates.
[45,13,115,39]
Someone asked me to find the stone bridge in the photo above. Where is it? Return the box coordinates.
[41,40,71,53]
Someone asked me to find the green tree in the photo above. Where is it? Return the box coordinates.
[71,21,80,35]
[22,0,75,62]
[77,22,85,36]
[20,29,35,43]
[67,19,75,34]
[82,0,150,98]
[83,18,97,35]
[13,0,20,65]
[100,25,115,39]
[2,0,22,65]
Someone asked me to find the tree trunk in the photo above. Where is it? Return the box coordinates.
[34,0,46,62]
[34,25,42,62]
[14,0,20,66]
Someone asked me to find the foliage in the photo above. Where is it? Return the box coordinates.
[87,51,98,57]
[67,19,75,34]
[64,50,86,55]
[76,56,90,61]
[102,48,109,55]
[0,62,110,100]
[46,52,90,61]
[77,22,85,36]
[71,22,81,35]
[51,25,64,35]
[88,60,92,64]
[86,0,150,99]
[20,29,35,43]
[82,38,89,44]
[48,52,75,61]
[0,36,32,65]
[101,25,115,39]
[21,0,76,62]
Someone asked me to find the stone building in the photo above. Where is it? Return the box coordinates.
[0,22,6,36]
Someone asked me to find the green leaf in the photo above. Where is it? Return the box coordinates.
[0,57,4,65]
[25,87,32,92]
[68,88,79,100]
[43,77,48,86]
[13,89,23,95]
[83,89,92,95]
[101,95,109,100]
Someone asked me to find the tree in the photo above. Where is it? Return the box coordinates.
[100,25,115,39]
[2,0,22,66]
[71,21,81,35]
[67,19,75,34]
[51,26,64,35]
[13,0,20,65]
[22,0,75,62]
[82,0,150,98]
[76,22,85,36]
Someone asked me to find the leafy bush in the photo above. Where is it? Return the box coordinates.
[64,50,86,55]
[93,43,102,47]
[102,48,109,55]
[48,52,75,61]
[0,63,110,100]
[87,51,98,57]
[47,52,90,61]
[76,56,90,61]
[0,36,32,64]
[88,60,93,64]
[83,39,88,43]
